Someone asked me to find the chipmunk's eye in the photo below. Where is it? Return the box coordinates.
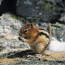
[23,29,28,34]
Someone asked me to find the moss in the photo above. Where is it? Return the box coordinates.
[52,1,56,6]
[17,17,25,21]
[45,3,52,10]
[42,0,48,2]
[42,0,56,10]
[34,20,39,26]
[13,17,17,22]
[55,6,63,11]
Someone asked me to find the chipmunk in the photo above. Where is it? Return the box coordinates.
[18,23,51,54]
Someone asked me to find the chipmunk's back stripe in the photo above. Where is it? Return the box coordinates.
[39,29,50,38]
[39,32,50,38]
[33,31,50,43]
[39,28,47,32]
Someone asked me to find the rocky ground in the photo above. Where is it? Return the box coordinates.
[0,13,65,65]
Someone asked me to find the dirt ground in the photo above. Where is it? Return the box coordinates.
[0,49,65,65]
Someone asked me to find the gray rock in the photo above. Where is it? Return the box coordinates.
[0,0,64,22]
[51,23,65,42]
[0,13,30,51]
[24,0,33,5]
[60,14,65,22]
[54,0,62,3]
[16,0,64,22]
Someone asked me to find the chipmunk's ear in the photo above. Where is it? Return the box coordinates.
[31,24,33,28]
[30,24,35,28]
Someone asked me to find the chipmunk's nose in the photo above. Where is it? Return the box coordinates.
[19,33,22,36]
[19,33,21,36]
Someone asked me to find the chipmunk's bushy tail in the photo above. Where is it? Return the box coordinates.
[47,23,51,37]
[47,23,52,42]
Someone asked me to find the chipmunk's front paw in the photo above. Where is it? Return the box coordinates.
[18,37,26,42]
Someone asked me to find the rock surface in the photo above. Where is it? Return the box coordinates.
[0,0,65,22]
[0,13,30,52]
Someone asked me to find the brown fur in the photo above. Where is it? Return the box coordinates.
[18,23,50,54]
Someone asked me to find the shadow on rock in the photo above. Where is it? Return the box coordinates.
[7,50,36,58]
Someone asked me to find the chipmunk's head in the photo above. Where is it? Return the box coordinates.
[18,23,39,42]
